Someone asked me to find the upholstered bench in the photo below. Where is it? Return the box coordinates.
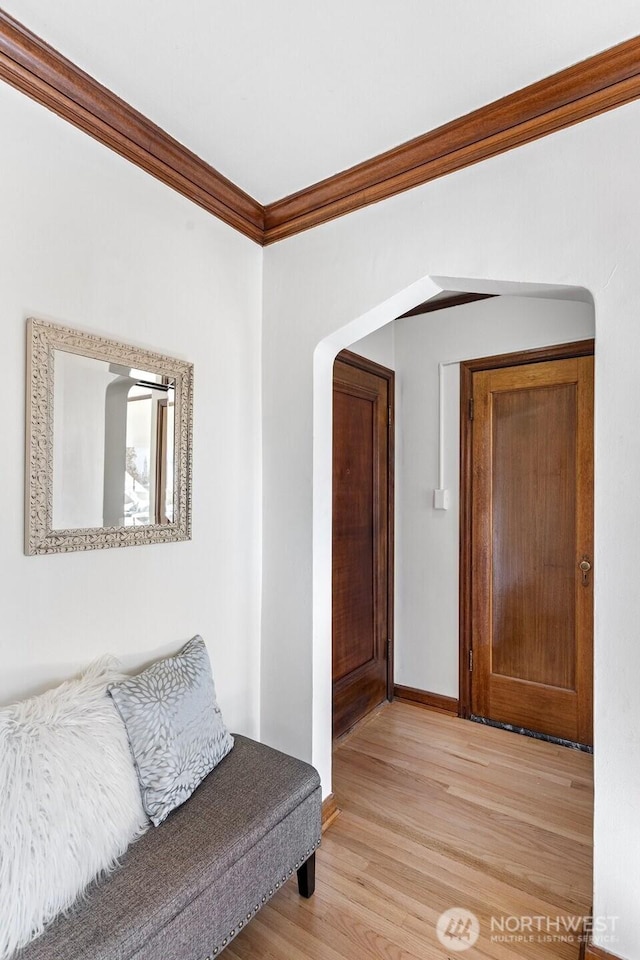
[18,735,322,960]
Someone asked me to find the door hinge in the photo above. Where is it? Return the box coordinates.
[469,648,473,672]
[469,397,474,421]
[388,405,392,426]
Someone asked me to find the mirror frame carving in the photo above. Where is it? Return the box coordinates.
[25,318,193,555]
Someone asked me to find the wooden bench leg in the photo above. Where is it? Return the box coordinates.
[297,852,316,898]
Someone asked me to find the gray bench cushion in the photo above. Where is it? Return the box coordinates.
[18,736,321,960]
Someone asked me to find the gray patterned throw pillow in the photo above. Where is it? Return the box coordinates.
[109,636,234,826]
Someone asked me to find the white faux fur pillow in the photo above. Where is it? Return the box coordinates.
[0,659,149,959]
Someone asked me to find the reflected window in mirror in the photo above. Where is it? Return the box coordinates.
[122,377,175,527]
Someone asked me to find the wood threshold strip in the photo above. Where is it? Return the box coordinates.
[263,34,640,243]
[0,10,265,243]
[393,684,459,716]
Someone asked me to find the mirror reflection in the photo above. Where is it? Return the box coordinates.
[52,350,175,530]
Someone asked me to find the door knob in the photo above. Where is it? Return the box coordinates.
[579,557,592,586]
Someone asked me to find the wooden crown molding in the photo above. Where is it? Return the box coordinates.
[263,34,640,243]
[0,10,265,243]
[2,12,640,246]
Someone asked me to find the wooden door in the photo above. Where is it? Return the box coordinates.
[468,354,594,745]
[332,352,393,739]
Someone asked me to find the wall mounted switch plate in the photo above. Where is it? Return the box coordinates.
[434,488,450,510]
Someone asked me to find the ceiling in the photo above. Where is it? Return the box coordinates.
[4,1,640,204]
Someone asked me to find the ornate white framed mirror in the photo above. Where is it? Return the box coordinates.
[25,318,193,555]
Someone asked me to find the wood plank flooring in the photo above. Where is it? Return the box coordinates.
[228,701,593,959]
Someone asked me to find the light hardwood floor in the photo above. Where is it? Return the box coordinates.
[227,700,593,959]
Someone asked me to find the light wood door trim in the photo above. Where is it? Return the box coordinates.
[459,339,595,726]
[576,354,595,741]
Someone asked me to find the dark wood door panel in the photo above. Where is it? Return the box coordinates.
[332,354,393,739]
[332,388,376,682]
[332,667,388,741]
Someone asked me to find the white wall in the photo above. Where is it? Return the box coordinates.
[350,322,395,368]
[262,101,640,958]
[392,295,594,697]
[0,81,263,739]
